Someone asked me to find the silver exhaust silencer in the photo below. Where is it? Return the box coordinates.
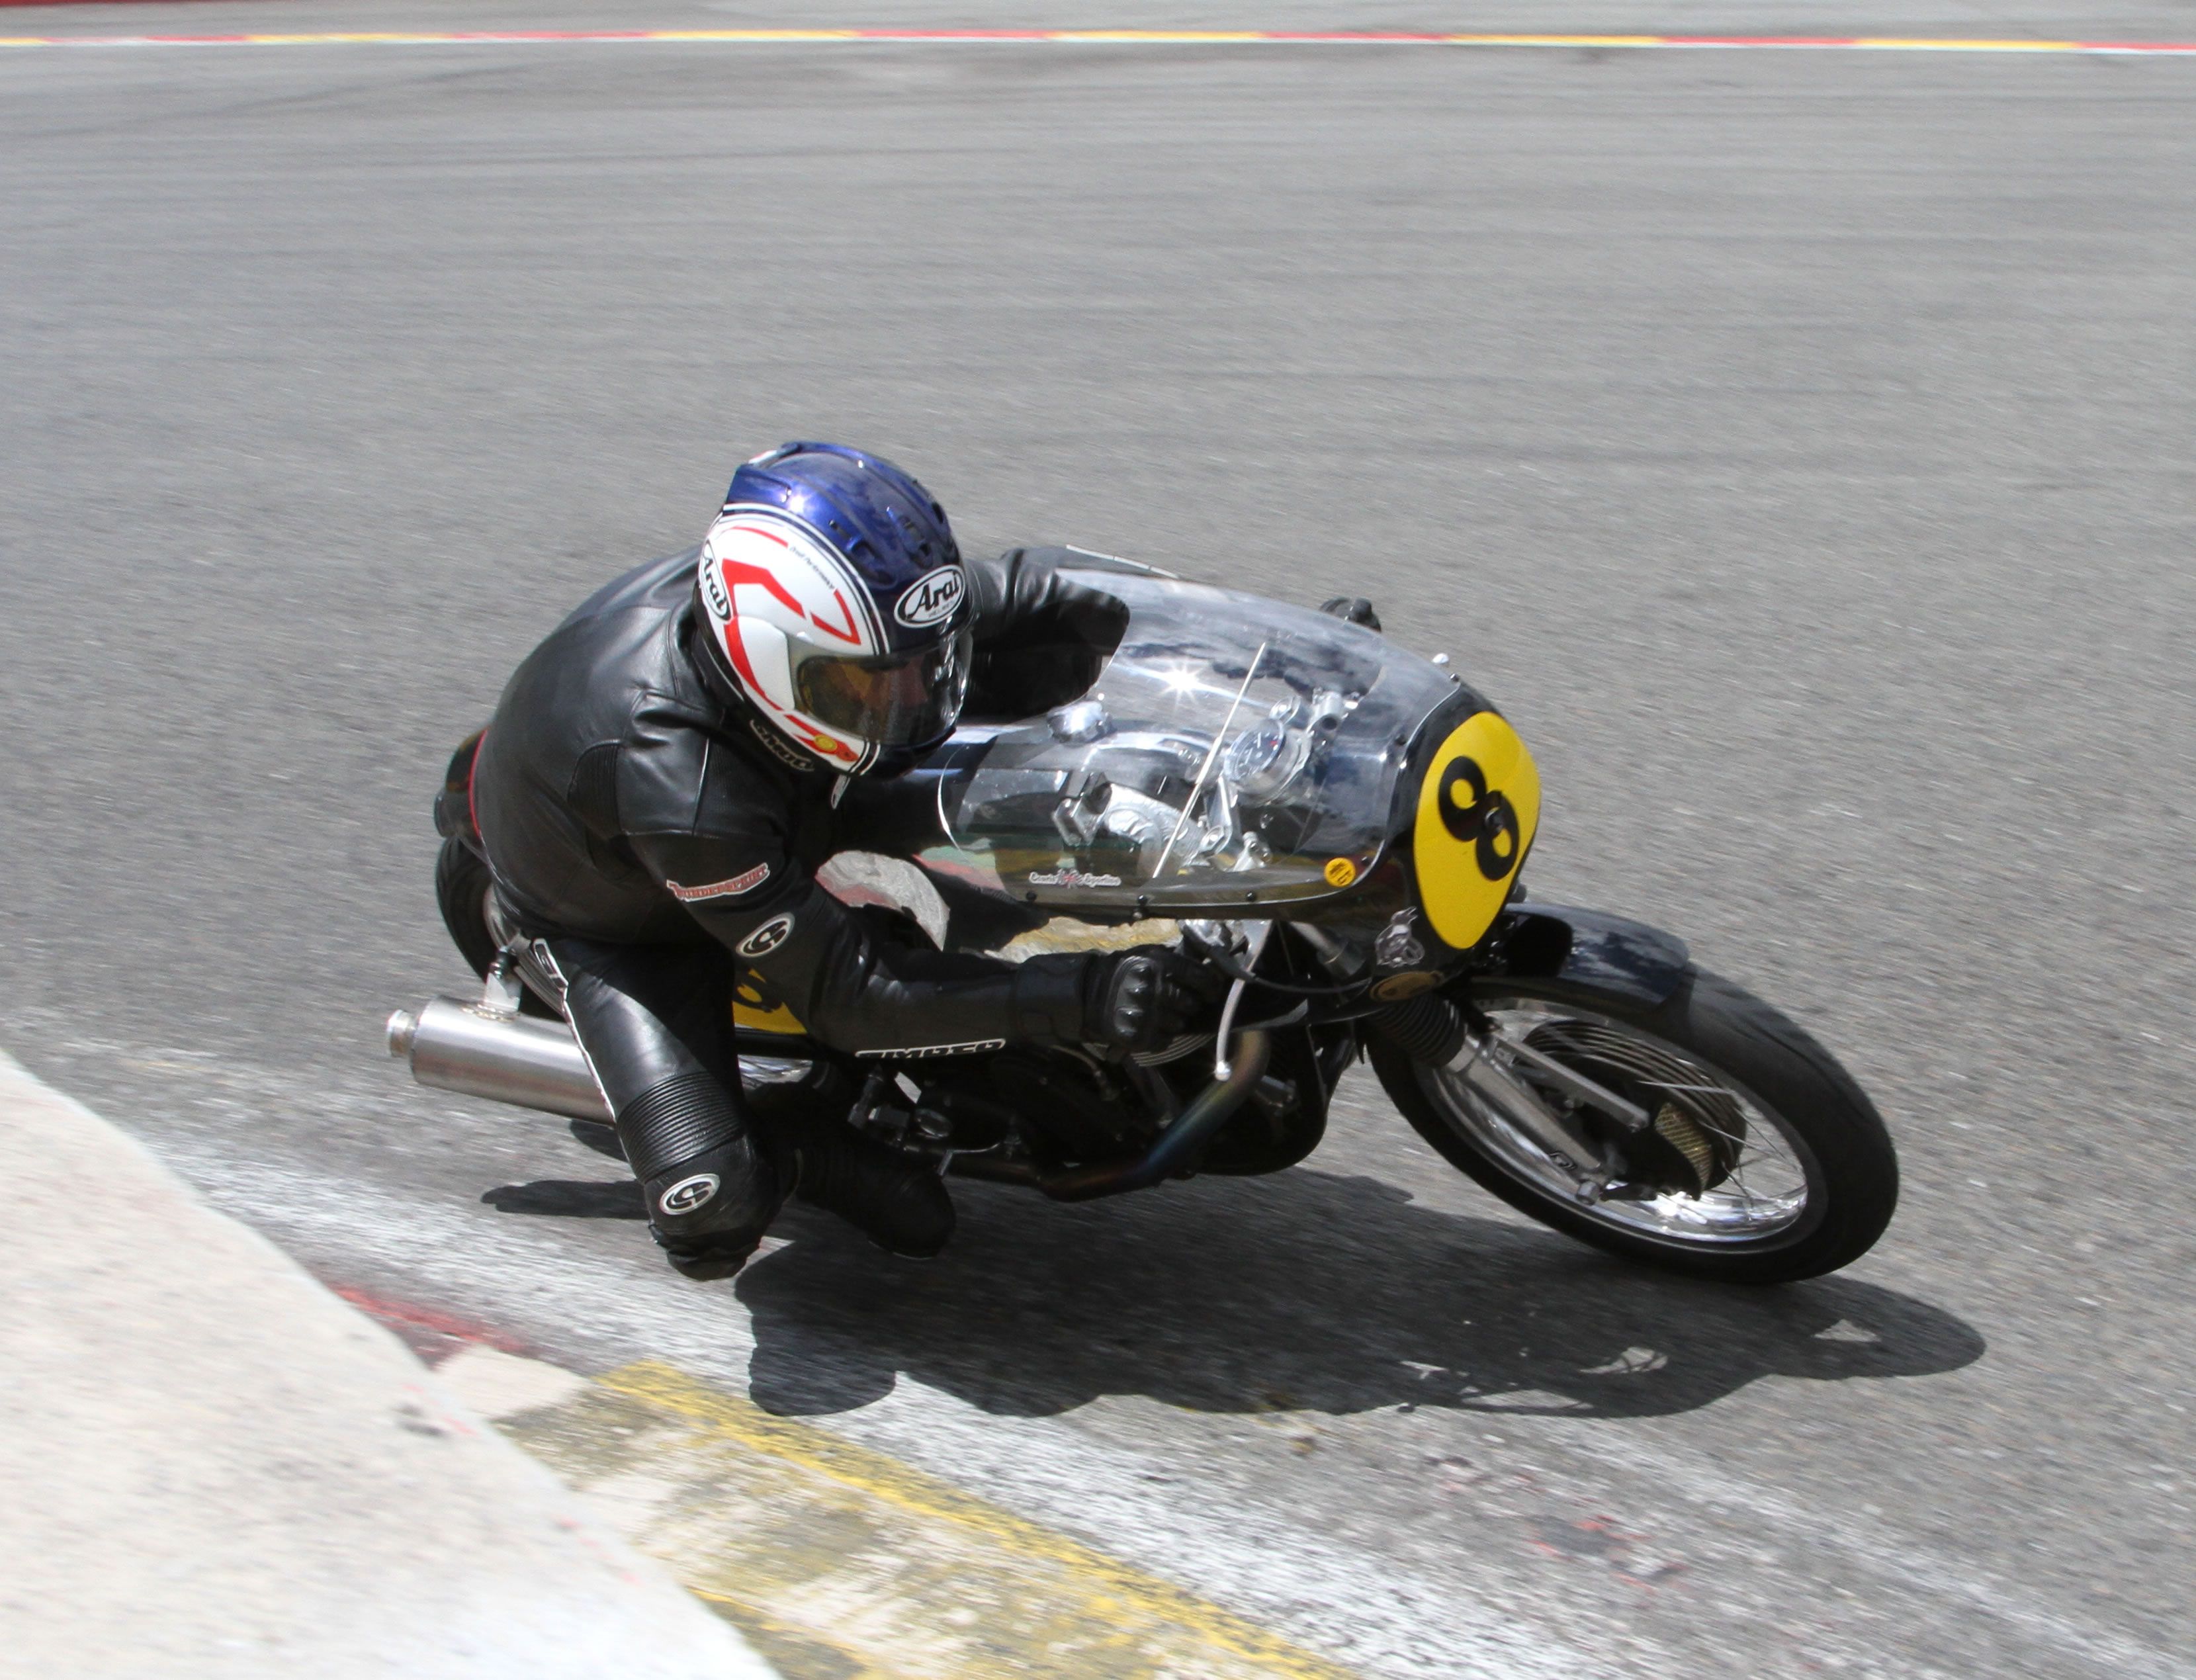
[386,996,611,1124]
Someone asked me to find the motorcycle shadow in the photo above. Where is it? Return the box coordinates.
[720,1169,1984,1422]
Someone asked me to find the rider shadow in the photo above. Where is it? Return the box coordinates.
[483,1175,646,1219]
[725,1169,1985,1422]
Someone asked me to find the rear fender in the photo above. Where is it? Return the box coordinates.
[1478,901,1692,1006]
[433,727,488,857]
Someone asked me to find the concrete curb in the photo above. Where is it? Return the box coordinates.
[0,1049,779,1680]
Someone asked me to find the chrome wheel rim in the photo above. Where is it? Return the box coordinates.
[1421,997,1817,1245]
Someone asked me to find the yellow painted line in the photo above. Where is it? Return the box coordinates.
[436,1342,1364,1680]
[597,1358,1359,1680]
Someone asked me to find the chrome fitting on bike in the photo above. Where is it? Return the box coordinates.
[1210,920,1273,1081]
[1445,1032,1615,1202]
[1488,1028,1651,1133]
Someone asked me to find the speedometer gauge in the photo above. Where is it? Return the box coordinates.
[1223,719,1288,786]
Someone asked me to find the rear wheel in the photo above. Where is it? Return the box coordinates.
[434,836,557,1018]
[1370,967,1897,1283]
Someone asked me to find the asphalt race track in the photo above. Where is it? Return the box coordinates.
[3,3,2192,1674]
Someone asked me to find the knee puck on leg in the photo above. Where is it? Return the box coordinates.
[616,1071,783,1262]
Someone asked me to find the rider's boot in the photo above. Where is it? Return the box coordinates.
[783,1113,956,1258]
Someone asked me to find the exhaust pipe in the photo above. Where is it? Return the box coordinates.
[386,996,611,1124]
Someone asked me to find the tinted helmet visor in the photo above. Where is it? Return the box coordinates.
[793,627,973,748]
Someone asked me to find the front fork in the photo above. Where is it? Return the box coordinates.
[1435,1003,1652,1204]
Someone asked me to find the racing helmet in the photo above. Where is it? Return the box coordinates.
[691,443,973,777]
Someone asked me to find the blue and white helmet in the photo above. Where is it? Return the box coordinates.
[692,443,973,776]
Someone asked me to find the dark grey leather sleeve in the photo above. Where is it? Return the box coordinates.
[743,883,1094,1056]
[629,832,1092,1056]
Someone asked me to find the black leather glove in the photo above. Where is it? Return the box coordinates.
[963,549,1132,719]
[1082,947,1217,1051]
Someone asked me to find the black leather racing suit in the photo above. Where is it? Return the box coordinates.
[468,545,1126,1258]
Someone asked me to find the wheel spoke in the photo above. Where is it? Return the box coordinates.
[1682,1112,1748,1147]
[1726,1158,1762,1209]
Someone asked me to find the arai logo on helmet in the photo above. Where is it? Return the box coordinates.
[893,565,965,629]
[700,558,732,622]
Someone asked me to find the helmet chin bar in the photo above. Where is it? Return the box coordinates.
[686,613,849,774]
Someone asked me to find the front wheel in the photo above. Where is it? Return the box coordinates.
[1370,967,1897,1284]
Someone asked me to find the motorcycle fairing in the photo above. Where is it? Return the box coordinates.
[903,570,1462,916]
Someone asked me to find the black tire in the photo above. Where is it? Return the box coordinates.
[1370,967,1898,1284]
[434,836,558,1018]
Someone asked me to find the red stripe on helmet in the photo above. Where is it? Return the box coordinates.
[715,555,809,623]
[813,590,860,644]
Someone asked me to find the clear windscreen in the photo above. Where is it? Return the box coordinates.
[920,571,1461,912]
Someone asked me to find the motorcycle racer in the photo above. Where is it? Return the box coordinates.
[452,443,1208,1274]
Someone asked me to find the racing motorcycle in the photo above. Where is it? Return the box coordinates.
[388,557,1897,1284]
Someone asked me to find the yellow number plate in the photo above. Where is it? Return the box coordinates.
[1412,709,1540,951]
